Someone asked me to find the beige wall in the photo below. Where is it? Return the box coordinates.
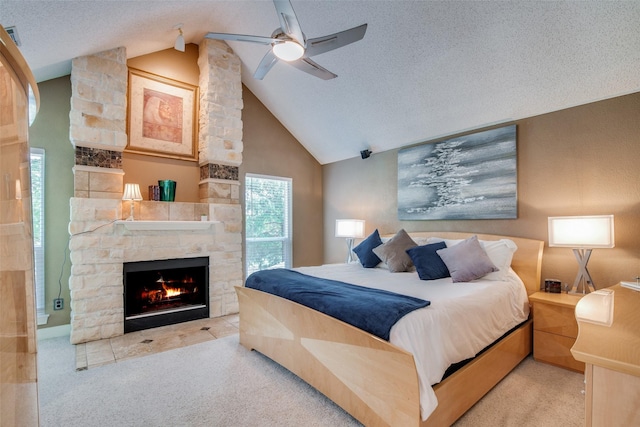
[323,92,640,290]
[240,87,324,268]
[124,44,201,202]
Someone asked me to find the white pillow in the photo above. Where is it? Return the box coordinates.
[427,236,517,281]
[480,239,517,281]
[412,237,431,246]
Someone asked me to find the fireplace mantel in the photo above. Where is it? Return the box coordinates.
[115,220,219,231]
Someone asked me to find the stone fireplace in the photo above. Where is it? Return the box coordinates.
[67,40,243,344]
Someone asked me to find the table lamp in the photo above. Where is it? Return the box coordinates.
[335,219,365,263]
[548,215,615,294]
[122,183,143,221]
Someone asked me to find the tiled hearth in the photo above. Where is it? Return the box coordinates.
[75,314,239,370]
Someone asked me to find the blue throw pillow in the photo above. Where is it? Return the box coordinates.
[353,229,383,268]
[406,242,451,280]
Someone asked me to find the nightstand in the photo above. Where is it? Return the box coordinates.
[529,292,585,372]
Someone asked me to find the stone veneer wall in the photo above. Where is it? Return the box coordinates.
[198,39,242,205]
[70,47,127,200]
[67,42,243,344]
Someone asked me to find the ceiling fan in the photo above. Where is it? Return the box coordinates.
[204,0,367,80]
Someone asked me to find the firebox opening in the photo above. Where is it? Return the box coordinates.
[124,256,209,333]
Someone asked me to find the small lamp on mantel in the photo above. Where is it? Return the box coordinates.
[335,219,365,263]
[548,215,615,294]
[122,183,143,221]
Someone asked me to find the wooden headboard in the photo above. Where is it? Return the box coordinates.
[383,231,544,295]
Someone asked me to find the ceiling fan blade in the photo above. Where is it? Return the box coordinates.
[289,57,337,80]
[253,50,279,80]
[305,23,367,58]
[273,0,305,45]
[204,32,278,45]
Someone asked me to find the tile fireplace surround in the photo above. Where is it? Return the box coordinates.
[67,40,243,344]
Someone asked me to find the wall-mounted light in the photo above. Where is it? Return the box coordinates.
[335,219,365,263]
[174,24,185,52]
[122,183,143,221]
[548,215,615,294]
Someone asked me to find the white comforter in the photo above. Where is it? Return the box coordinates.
[294,263,530,421]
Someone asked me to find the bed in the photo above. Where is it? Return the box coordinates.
[235,231,544,426]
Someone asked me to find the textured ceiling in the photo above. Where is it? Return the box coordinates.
[2,1,639,164]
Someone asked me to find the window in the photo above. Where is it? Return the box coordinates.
[245,174,292,275]
[30,147,47,324]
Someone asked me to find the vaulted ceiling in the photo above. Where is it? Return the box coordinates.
[2,1,639,164]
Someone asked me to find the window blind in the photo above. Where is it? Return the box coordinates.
[245,174,292,276]
[30,148,47,324]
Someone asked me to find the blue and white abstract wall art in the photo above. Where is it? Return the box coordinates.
[398,125,517,220]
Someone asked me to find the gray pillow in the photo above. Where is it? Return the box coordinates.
[372,229,418,272]
[436,235,498,282]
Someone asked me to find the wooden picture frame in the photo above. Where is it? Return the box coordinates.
[126,68,198,161]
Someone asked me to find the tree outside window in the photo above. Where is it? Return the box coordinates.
[245,174,292,275]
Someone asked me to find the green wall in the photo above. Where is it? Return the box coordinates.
[29,76,74,328]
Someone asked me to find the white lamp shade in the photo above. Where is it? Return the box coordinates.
[548,215,615,248]
[122,183,143,201]
[272,41,304,61]
[335,219,365,238]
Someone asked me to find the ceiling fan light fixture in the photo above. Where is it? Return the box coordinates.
[272,41,304,61]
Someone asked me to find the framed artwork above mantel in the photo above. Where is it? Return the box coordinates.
[126,68,199,162]
[398,124,517,220]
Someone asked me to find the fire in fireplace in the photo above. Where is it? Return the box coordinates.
[123,256,209,333]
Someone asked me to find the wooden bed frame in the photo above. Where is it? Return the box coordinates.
[235,232,544,426]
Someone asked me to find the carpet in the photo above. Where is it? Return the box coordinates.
[37,334,584,426]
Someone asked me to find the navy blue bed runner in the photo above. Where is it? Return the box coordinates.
[245,268,430,341]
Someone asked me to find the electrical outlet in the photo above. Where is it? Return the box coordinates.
[53,298,64,311]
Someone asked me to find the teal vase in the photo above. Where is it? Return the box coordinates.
[158,180,176,202]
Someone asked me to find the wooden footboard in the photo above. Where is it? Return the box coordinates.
[236,285,422,427]
[237,286,532,427]
[423,319,532,426]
